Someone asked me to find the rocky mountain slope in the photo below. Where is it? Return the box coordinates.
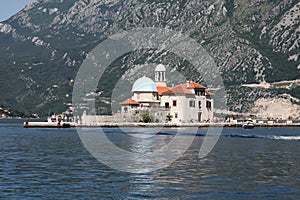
[0,0,299,118]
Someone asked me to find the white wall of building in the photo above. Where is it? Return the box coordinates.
[160,94,213,123]
[196,96,213,122]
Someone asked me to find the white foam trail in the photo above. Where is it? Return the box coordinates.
[272,136,300,140]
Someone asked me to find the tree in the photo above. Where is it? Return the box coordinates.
[141,113,153,123]
[166,113,173,122]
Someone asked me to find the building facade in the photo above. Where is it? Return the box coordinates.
[120,64,213,123]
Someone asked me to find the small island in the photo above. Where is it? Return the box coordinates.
[80,64,214,126]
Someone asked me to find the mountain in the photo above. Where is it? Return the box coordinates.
[0,0,299,118]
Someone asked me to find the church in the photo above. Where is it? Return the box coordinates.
[120,64,214,123]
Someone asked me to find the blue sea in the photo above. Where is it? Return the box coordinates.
[0,120,299,199]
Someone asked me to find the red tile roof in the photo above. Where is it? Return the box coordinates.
[156,86,171,95]
[162,84,194,95]
[120,98,139,105]
[187,81,206,89]
[205,91,214,96]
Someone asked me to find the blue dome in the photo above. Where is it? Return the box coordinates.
[132,76,158,92]
[155,64,166,72]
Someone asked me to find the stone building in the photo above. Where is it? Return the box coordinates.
[120,64,214,123]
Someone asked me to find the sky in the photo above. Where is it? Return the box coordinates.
[0,0,35,22]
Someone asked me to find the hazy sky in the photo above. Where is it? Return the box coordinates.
[0,0,35,22]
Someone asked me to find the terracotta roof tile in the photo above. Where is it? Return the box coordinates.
[156,86,170,95]
[205,91,214,96]
[120,98,140,105]
[162,84,193,95]
[188,81,206,89]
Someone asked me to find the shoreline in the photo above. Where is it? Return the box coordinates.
[1,118,299,128]
[76,122,300,128]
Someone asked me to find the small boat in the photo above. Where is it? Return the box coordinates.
[24,114,76,128]
[242,118,255,129]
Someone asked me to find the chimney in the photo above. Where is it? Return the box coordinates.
[186,81,190,88]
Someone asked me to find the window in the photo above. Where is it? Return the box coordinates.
[165,102,170,108]
[198,101,202,109]
[206,101,212,109]
[173,100,177,107]
[137,93,140,100]
[175,113,178,118]
[189,100,195,107]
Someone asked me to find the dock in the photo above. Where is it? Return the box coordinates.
[23,121,76,128]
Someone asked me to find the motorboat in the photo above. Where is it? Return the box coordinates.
[242,118,255,129]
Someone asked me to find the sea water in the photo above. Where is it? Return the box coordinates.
[0,121,299,199]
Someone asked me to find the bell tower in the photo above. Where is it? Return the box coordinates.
[154,64,167,87]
